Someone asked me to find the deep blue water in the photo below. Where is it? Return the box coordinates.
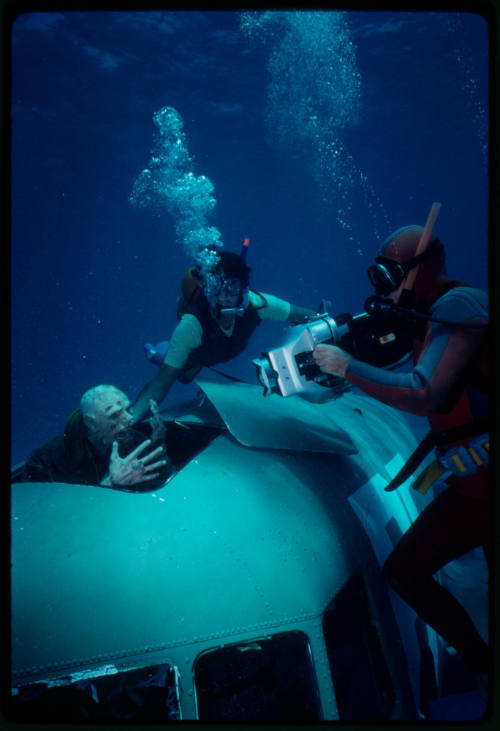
[10,10,489,466]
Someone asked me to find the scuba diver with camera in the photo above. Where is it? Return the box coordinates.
[314,204,489,689]
[254,203,489,690]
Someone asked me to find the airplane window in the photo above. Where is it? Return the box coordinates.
[194,631,322,721]
[9,663,180,722]
[322,572,395,720]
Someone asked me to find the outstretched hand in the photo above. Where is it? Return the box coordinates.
[108,439,168,487]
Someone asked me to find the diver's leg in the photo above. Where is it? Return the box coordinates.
[382,483,489,674]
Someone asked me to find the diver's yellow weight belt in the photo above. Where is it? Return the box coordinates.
[412,433,489,495]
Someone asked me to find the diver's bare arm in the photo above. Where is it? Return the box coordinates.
[288,304,318,324]
[132,364,180,423]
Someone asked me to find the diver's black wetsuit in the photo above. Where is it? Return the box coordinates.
[178,293,263,381]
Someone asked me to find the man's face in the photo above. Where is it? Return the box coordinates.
[217,278,242,309]
[89,390,133,447]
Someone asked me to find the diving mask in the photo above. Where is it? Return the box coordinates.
[367,245,438,297]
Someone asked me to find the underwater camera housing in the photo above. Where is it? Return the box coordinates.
[253,310,413,397]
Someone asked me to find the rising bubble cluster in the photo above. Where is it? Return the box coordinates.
[130,107,223,303]
[240,10,391,247]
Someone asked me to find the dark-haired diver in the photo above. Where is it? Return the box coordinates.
[132,245,316,423]
[314,213,489,692]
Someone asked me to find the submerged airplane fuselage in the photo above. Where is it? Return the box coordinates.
[10,381,487,721]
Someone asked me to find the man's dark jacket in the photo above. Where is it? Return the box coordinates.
[20,409,171,491]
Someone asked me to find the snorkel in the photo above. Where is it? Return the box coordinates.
[398,202,441,307]
[241,237,250,262]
